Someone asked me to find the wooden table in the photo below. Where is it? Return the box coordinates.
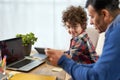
[28,62,66,80]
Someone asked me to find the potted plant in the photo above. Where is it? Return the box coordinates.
[16,32,38,56]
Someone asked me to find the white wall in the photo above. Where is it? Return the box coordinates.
[0,0,88,50]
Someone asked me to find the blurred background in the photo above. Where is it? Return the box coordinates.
[0,0,94,50]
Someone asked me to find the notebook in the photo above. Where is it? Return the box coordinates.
[9,73,56,80]
[0,38,45,72]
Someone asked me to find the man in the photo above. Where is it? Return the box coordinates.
[45,0,120,80]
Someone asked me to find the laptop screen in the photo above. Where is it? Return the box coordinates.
[0,38,25,65]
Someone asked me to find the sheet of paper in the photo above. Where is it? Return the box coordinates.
[52,68,63,72]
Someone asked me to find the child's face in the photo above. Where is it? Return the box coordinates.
[65,22,83,37]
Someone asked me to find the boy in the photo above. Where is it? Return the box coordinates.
[62,6,98,64]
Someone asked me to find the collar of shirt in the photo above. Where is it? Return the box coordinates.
[71,31,87,41]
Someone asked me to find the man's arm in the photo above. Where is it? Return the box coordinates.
[58,55,96,80]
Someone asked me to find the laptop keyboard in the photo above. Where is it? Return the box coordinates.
[8,59,33,68]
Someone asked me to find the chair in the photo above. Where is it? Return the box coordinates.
[86,27,105,56]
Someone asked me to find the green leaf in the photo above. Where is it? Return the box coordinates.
[16,32,38,46]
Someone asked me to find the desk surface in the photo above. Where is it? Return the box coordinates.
[29,63,66,80]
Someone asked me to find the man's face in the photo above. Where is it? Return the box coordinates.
[87,5,108,33]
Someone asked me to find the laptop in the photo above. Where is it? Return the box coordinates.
[0,38,45,72]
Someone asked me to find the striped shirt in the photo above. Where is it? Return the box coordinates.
[65,31,98,64]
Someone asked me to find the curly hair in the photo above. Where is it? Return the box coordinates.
[62,6,87,30]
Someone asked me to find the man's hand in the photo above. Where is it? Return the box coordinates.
[45,48,64,66]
